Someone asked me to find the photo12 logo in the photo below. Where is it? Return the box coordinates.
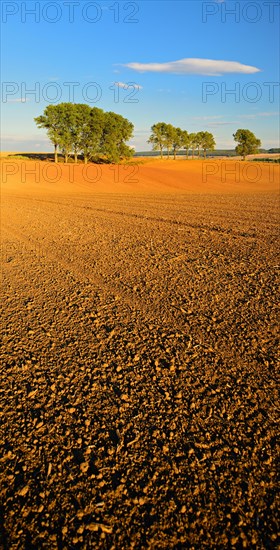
[1,81,142,104]
[202,161,277,183]
[1,161,140,185]
[202,2,279,23]
[202,82,280,103]
[1,2,140,24]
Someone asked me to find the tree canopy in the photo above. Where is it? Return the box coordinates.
[233,129,261,160]
[147,123,216,159]
[198,131,216,159]
[34,103,134,163]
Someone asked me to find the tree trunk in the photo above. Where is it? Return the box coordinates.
[173,150,176,160]
[160,147,163,159]
[84,156,88,164]
[65,154,68,164]
[54,144,58,164]
[74,151,78,163]
[204,149,206,159]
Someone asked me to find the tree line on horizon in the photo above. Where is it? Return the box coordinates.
[148,123,216,160]
[148,123,262,161]
[34,103,262,164]
[34,103,134,164]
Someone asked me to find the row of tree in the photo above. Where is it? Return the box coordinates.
[148,123,262,160]
[35,104,262,164]
[148,123,216,160]
[34,103,134,163]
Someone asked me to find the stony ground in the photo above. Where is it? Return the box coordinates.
[0,162,279,549]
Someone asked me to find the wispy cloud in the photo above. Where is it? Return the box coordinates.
[259,111,280,117]
[121,58,261,76]
[237,111,279,120]
[194,111,279,128]
[192,111,279,128]
[114,81,143,89]
[2,134,49,142]
[192,115,223,121]
[6,98,31,103]
[206,121,239,128]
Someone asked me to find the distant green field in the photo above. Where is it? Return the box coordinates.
[251,158,280,163]
[133,149,276,158]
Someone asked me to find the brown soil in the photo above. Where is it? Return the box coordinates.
[1,159,279,549]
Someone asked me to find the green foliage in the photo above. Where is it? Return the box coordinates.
[198,131,216,159]
[7,155,32,160]
[181,131,192,158]
[233,129,261,160]
[148,125,216,159]
[251,158,280,163]
[171,127,184,159]
[148,122,171,158]
[34,104,63,163]
[101,111,134,163]
[34,103,134,163]
[79,106,105,163]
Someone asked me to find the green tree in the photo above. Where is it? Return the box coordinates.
[189,133,198,159]
[101,112,134,163]
[34,104,62,163]
[80,106,105,164]
[163,124,174,159]
[55,103,76,163]
[68,103,91,163]
[195,132,205,159]
[148,122,168,159]
[35,103,79,163]
[171,127,183,160]
[199,131,216,159]
[35,104,134,164]
[233,129,261,160]
[181,130,191,159]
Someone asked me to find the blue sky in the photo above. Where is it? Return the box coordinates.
[1,0,279,151]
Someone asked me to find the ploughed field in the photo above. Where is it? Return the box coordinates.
[1,159,279,549]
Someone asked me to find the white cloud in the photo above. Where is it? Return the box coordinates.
[237,111,279,120]
[122,58,261,76]
[2,134,49,142]
[259,111,280,116]
[6,98,31,103]
[193,111,279,128]
[114,81,126,88]
[114,81,143,89]
[192,115,223,121]
[263,140,280,148]
[206,121,239,128]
